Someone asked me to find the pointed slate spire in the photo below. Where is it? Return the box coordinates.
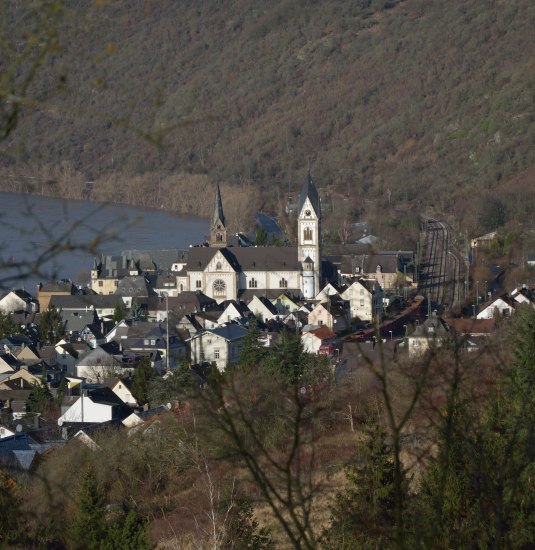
[299,171,321,217]
[212,181,226,228]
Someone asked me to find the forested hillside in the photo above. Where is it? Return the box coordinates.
[2,0,535,233]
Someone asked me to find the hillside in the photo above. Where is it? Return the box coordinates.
[1,0,535,234]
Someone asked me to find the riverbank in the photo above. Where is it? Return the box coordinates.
[0,165,262,234]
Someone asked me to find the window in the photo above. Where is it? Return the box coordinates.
[114,280,118,287]
[279,278,288,288]
[360,299,365,307]
[318,320,323,326]
[303,227,313,241]
[213,279,226,297]
[214,349,220,359]
[360,288,364,295]
[216,233,223,242]
[196,280,202,289]
[98,280,103,287]
[216,262,222,271]
[249,278,258,288]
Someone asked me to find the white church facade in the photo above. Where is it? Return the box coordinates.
[176,175,322,303]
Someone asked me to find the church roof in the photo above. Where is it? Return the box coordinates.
[298,173,321,217]
[185,246,301,272]
[212,182,226,228]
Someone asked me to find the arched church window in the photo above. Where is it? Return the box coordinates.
[249,278,257,289]
[216,233,223,242]
[303,227,313,241]
[279,278,288,289]
[213,279,226,296]
[216,262,222,271]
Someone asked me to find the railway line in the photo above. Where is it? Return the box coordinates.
[418,217,466,311]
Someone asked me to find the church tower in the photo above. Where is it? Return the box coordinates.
[298,173,321,298]
[210,182,227,247]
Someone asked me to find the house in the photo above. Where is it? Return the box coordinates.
[75,342,123,382]
[247,295,279,323]
[49,294,126,321]
[90,255,140,295]
[114,275,157,309]
[0,369,42,390]
[314,282,343,302]
[57,386,131,425]
[105,320,187,371]
[271,293,301,316]
[307,296,350,333]
[108,378,138,407]
[187,324,248,371]
[301,326,338,355]
[470,231,497,249]
[476,295,515,319]
[0,289,38,315]
[37,280,75,312]
[15,345,42,366]
[408,313,449,357]
[446,318,496,351]
[0,353,22,375]
[217,300,251,325]
[55,340,84,374]
[341,278,383,322]
[510,286,535,307]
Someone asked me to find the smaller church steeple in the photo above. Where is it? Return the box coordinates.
[210,182,227,247]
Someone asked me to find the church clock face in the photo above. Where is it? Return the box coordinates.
[305,209,311,216]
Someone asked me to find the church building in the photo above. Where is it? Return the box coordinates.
[176,175,322,303]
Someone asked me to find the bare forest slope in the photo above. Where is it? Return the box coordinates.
[2,0,535,233]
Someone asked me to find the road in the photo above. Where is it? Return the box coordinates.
[418,217,466,311]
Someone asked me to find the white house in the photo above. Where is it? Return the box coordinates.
[301,326,338,354]
[58,386,131,425]
[247,295,279,322]
[476,295,515,319]
[217,301,251,325]
[187,324,248,371]
[341,278,383,322]
[0,289,37,315]
[109,378,138,407]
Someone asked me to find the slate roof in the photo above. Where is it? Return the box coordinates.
[63,310,98,333]
[212,182,226,228]
[238,288,303,302]
[299,173,321,217]
[122,249,189,272]
[50,294,125,310]
[200,324,249,342]
[39,281,75,293]
[115,276,156,297]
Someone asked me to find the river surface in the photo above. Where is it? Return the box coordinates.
[0,193,208,289]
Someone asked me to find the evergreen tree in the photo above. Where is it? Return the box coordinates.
[131,357,157,406]
[104,510,152,550]
[238,320,266,373]
[26,380,53,413]
[38,304,65,345]
[112,302,124,324]
[0,312,16,338]
[264,329,306,385]
[323,417,399,549]
[69,467,107,550]
[254,225,269,246]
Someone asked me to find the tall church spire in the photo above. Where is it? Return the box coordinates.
[298,172,322,297]
[210,182,227,247]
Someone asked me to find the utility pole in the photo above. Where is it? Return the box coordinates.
[165,294,170,373]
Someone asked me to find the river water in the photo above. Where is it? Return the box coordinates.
[0,193,208,289]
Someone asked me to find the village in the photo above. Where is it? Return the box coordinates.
[0,175,528,472]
